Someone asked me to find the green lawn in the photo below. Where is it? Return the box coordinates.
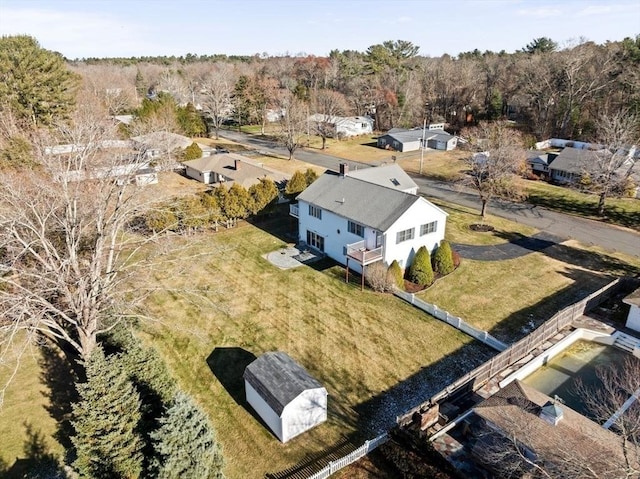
[136,223,488,478]
[2,192,638,478]
[524,180,640,230]
[420,202,640,341]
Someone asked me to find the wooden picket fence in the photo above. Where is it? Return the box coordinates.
[305,433,388,479]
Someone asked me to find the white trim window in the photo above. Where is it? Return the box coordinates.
[309,205,322,219]
[420,221,437,236]
[348,221,364,237]
[396,228,414,244]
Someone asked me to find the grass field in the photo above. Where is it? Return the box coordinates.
[2,147,638,477]
[136,221,492,477]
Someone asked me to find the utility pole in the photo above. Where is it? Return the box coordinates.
[419,117,426,175]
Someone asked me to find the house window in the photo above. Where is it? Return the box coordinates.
[306,230,324,252]
[348,221,364,237]
[396,228,414,244]
[420,221,437,236]
[309,205,322,219]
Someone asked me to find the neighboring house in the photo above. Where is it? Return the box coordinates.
[526,150,557,177]
[243,352,327,443]
[265,108,285,122]
[131,131,193,160]
[377,126,457,152]
[182,152,289,189]
[290,163,447,274]
[623,287,640,333]
[548,146,637,187]
[471,380,636,477]
[308,114,374,138]
[47,141,158,186]
[548,146,600,184]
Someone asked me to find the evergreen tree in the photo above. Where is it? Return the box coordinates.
[388,260,404,290]
[432,240,455,276]
[71,347,143,479]
[151,392,224,479]
[177,104,207,137]
[285,170,307,198]
[183,142,203,161]
[304,168,318,186]
[408,246,434,286]
[248,177,278,215]
[223,183,253,223]
[0,35,79,126]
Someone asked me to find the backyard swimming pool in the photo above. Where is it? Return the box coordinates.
[522,340,628,416]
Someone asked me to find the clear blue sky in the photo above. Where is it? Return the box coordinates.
[1,0,638,59]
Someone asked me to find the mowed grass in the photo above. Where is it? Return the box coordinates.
[435,199,538,245]
[136,224,481,478]
[421,203,640,341]
[524,180,640,231]
[0,342,63,468]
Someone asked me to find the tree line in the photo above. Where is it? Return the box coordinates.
[55,36,640,142]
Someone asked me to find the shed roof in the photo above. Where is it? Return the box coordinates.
[297,172,431,231]
[346,163,418,192]
[243,352,324,416]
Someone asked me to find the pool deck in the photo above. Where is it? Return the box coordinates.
[429,316,640,476]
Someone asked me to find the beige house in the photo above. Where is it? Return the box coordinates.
[182,152,289,189]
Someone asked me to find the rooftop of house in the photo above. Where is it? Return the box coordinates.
[474,380,634,475]
[131,131,193,150]
[243,352,324,416]
[296,171,446,232]
[381,127,454,143]
[346,163,417,192]
[183,152,289,188]
[623,287,640,308]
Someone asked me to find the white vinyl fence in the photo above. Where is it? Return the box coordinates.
[394,290,508,351]
[306,433,388,479]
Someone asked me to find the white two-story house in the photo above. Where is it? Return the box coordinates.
[290,164,447,277]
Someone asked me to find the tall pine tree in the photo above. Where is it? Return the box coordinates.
[151,391,225,479]
[71,347,144,479]
[0,35,79,126]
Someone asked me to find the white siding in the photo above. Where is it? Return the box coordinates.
[185,165,213,184]
[627,305,640,333]
[384,199,447,269]
[281,388,328,442]
[245,381,283,441]
[298,197,446,272]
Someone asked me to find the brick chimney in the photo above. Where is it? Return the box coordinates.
[234,159,241,170]
[339,163,349,177]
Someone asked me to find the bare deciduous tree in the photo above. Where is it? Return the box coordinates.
[0,104,158,375]
[460,121,526,218]
[581,111,640,216]
[200,63,235,139]
[276,92,308,160]
[575,355,640,477]
[310,89,348,149]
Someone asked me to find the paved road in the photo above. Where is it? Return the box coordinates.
[219,130,640,258]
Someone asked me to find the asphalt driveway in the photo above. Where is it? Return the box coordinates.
[452,232,565,261]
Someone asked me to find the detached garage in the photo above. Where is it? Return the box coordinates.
[243,352,327,443]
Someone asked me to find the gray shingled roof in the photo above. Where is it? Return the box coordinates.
[296,172,422,231]
[549,147,603,174]
[381,128,454,145]
[346,164,417,192]
[243,352,324,416]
